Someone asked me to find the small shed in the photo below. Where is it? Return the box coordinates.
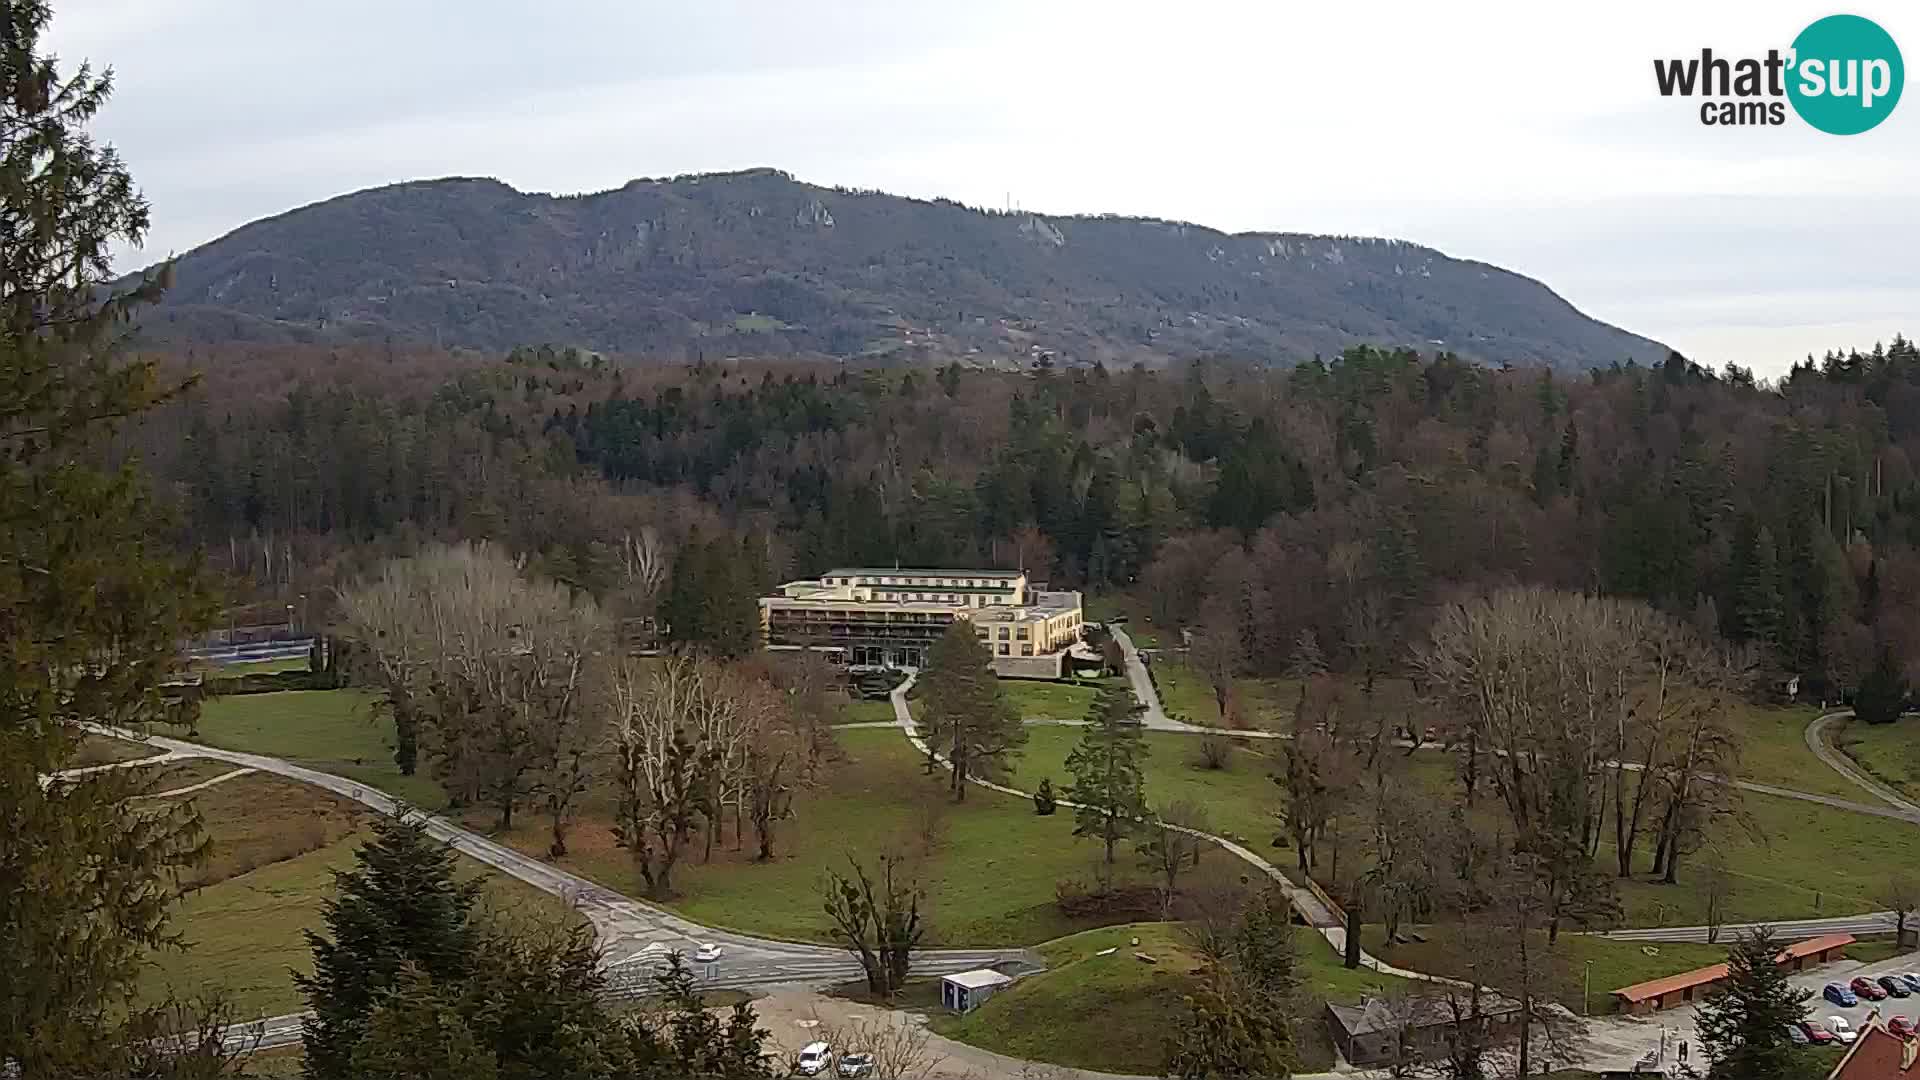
[941,968,1015,1013]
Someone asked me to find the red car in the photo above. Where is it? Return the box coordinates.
[1853,976,1890,1001]
[1890,1016,1915,1038]
[1800,1020,1837,1045]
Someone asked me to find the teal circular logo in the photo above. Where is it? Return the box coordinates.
[1788,14,1904,134]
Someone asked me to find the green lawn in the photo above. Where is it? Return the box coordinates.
[1836,718,1920,801]
[73,732,164,765]
[1082,594,1159,646]
[999,679,1101,722]
[142,829,580,1017]
[1737,705,1860,799]
[475,727,1154,947]
[1146,659,1217,725]
[999,726,1282,848]
[1370,925,1729,1014]
[836,698,896,725]
[1605,783,1920,926]
[932,921,1404,1075]
[189,690,447,809]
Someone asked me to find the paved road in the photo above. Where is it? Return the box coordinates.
[1109,625,1201,732]
[81,724,1033,1001]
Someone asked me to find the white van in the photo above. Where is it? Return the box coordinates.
[795,1041,832,1076]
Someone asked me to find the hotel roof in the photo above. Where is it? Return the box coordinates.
[823,568,1025,580]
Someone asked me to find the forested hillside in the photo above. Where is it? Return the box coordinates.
[133,168,1667,372]
[132,335,1920,697]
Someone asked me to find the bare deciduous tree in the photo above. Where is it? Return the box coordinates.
[820,854,927,1001]
[1141,800,1211,917]
[1188,597,1243,728]
[609,654,718,897]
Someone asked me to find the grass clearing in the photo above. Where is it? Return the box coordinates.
[1371,925,1729,1014]
[1737,705,1859,799]
[931,921,1405,1075]
[72,732,164,765]
[473,727,1152,946]
[1000,726,1281,848]
[999,679,1100,722]
[837,698,896,725]
[183,772,362,890]
[1836,718,1920,802]
[138,759,245,792]
[189,690,447,809]
[1083,594,1161,649]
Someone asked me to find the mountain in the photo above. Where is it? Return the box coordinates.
[137,168,1669,370]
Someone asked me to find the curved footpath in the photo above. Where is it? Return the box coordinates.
[74,678,1915,1075]
[76,722,1032,1050]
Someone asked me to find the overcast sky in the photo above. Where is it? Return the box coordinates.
[50,0,1920,377]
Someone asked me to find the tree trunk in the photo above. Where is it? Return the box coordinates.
[1343,904,1362,970]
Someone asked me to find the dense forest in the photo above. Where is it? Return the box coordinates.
[129,335,1920,696]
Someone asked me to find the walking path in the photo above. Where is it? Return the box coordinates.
[132,766,257,799]
[886,675,1446,987]
[76,723,1033,995]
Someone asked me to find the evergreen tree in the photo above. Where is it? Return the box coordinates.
[347,971,499,1080]
[1694,927,1810,1080]
[1856,645,1909,725]
[299,810,483,1080]
[661,537,762,658]
[1733,524,1785,651]
[918,621,1023,801]
[1,3,218,1072]
[1062,682,1149,879]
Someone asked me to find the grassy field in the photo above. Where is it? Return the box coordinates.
[202,656,313,677]
[1737,705,1859,799]
[999,678,1102,722]
[72,732,164,765]
[999,725,1282,847]
[837,698,896,725]
[140,764,582,1019]
[931,921,1405,1075]
[138,759,246,792]
[463,726,1156,946]
[1370,925,1729,1014]
[189,690,448,809]
[1835,718,1920,801]
[1083,594,1162,649]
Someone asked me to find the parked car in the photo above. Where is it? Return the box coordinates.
[1902,972,1920,994]
[1891,1016,1916,1038]
[1829,1016,1860,1044]
[1826,982,1859,1007]
[1880,975,1912,999]
[796,1042,832,1076]
[1800,1020,1837,1046]
[837,1053,874,1078]
[1852,976,1889,1001]
[692,943,723,963]
[1785,1023,1811,1045]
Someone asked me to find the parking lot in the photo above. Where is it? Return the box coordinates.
[1580,944,1919,1073]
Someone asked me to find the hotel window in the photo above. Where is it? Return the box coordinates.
[998,643,1009,655]
[1020,644,1034,656]
[1017,627,1030,639]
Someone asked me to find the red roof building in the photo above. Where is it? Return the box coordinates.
[1609,934,1855,1015]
